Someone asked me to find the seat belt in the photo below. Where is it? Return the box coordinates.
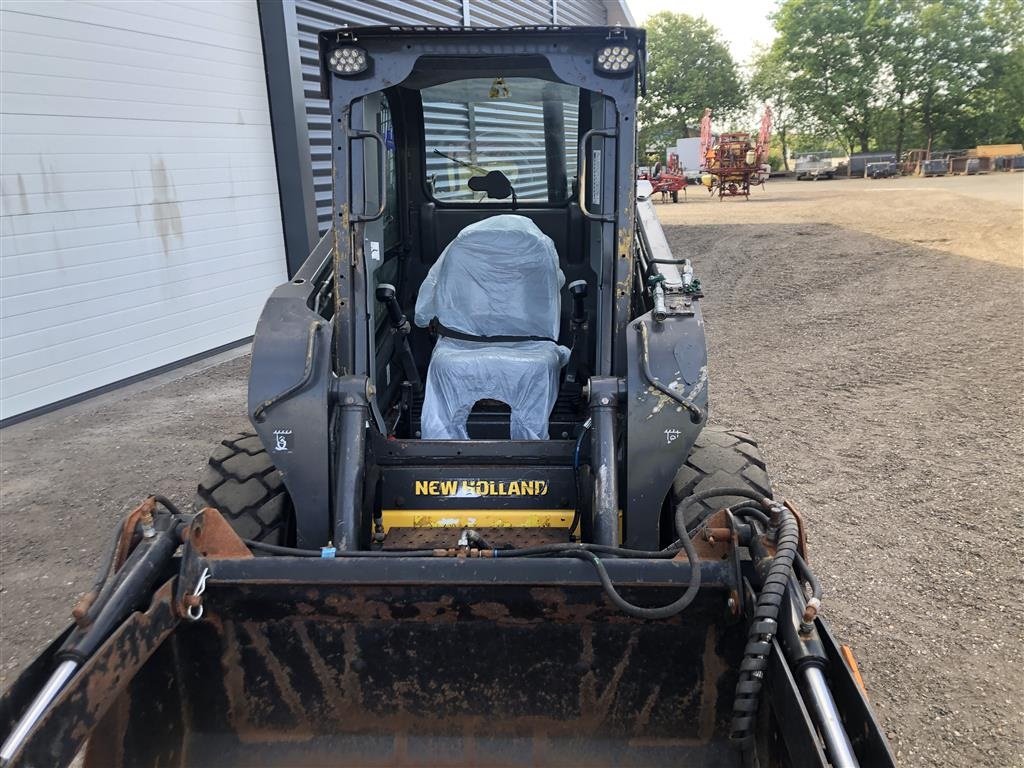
[431,319,558,345]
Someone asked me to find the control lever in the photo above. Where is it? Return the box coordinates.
[565,280,590,385]
[375,284,421,390]
[570,280,588,326]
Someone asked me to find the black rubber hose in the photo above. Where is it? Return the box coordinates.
[729,502,801,759]
[562,534,702,619]
[795,552,822,600]
[244,540,436,557]
[675,486,770,539]
[569,419,592,537]
[730,504,770,525]
[152,494,184,517]
[494,542,679,559]
[88,523,125,595]
[728,503,821,599]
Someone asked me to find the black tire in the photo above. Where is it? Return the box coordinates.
[671,190,679,203]
[671,427,773,533]
[195,433,294,545]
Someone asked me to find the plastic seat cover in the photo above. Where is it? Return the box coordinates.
[414,215,570,439]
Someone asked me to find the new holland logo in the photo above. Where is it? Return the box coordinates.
[414,480,549,497]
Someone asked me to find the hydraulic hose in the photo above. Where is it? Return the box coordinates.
[727,501,822,600]
[244,540,437,557]
[560,534,701,619]
[492,542,679,559]
[569,418,592,537]
[152,494,185,517]
[729,501,801,763]
[87,523,125,596]
[796,552,822,601]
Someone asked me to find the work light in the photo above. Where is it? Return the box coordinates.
[329,46,368,75]
[595,44,636,74]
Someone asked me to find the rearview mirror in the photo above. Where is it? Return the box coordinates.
[468,170,513,200]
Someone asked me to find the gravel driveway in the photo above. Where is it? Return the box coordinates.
[1,174,1021,767]
[658,173,1023,768]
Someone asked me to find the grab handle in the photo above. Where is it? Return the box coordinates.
[578,127,616,222]
[349,128,386,222]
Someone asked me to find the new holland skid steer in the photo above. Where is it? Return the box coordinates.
[0,25,895,768]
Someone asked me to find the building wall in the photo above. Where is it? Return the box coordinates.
[0,0,625,421]
[0,0,288,421]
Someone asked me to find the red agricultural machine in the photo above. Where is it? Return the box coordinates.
[699,107,772,199]
[638,151,687,202]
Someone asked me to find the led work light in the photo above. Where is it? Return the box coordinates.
[329,46,368,75]
[595,45,636,74]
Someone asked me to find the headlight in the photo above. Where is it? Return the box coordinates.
[595,44,636,74]
[329,46,368,76]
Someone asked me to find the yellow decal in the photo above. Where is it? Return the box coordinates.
[413,480,549,497]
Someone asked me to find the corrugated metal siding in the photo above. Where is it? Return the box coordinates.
[293,0,608,232]
[295,0,465,232]
[466,0,551,25]
[556,0,606,25]
[0,0,287,420]
[424,100,579,201]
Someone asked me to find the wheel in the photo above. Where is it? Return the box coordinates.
[671,190,679,203]
[195,433,294,545]
[669,427,773,536]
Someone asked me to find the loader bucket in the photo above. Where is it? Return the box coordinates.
[5,557,760,768]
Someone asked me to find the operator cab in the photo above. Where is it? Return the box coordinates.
[326,62,624,441]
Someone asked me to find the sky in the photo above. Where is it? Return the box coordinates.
[628,0,777,69]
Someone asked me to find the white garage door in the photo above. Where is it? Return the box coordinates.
[0,0,287,421]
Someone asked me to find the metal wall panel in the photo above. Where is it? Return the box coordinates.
[556,0,607,25]
[295,0,465,232]
[291,0,609,233]
[466,0,551,25]
[424,100,579,201]
[0,0,287,420]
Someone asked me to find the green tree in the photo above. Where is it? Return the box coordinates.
[907,0,991,149]
[875,0,919,158]
[750,44,805,170]
[638,12,746,151]
[772,0,888,154]
[965,0,1024,144]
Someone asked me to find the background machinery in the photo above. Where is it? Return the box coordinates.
[1,25,894,768]
[699,106,773,199]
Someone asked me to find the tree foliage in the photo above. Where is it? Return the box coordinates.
[760,0,1022,155]
[638,12,745,151]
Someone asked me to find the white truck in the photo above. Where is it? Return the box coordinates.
[669,137,703,181]
[795,153,835,180]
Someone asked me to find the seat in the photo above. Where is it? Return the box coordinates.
[414,215,570,440]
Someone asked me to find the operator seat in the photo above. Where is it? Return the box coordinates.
[414,215,570,440]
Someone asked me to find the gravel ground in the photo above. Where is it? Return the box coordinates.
[1,173,1021,766]
[658,173,1023,768]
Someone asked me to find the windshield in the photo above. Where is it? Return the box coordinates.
[422,77,579,204]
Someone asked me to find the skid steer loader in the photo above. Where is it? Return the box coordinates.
[0,25,895,768]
